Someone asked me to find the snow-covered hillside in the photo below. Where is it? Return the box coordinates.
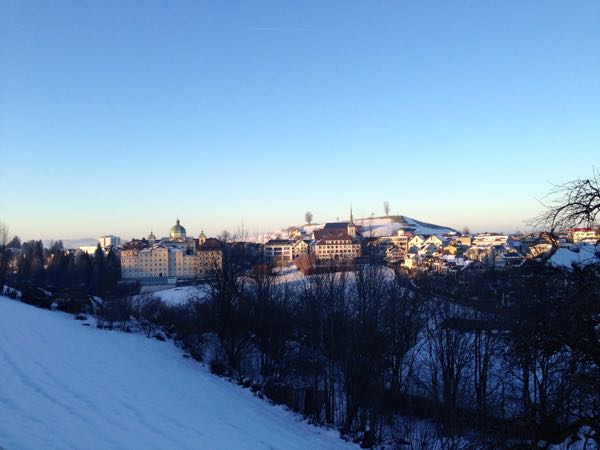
[138,285,211,306]
[261,215,456,242]
[0,297,355,450]
[354,215,456,237]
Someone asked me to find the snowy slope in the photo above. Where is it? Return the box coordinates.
[138,285,211,306]
[354,215,455,237]
[0,297,355,450]
[259,215,455,242]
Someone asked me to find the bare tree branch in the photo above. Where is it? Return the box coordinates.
[530,168,600,235]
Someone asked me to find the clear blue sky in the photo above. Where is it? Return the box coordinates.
[1,1,599,241]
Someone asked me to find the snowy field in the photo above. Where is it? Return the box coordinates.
[0,297,355,450]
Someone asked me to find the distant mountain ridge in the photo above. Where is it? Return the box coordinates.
[42,238,97,249]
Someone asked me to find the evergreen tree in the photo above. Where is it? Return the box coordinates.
[75,251,92,288]
[90,244,106,294]
[18,241,33,282]
[0,247,11,287]
[30,240,46,285]
[103,249,120,294]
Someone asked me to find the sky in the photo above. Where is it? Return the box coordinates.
[1,1,599,242]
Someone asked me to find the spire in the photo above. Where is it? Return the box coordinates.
[348,205,357,238]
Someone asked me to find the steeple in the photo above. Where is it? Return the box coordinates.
[348,205,357,238]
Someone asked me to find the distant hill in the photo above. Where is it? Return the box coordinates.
[261,215,456,242]
[354,215,457,237]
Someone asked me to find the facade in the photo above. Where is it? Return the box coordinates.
[292,239,310,258]
[264,239,294,265]
[570,228,599,243]
[120,219,222,281]
[472,233,509,247]
[313,231,361,260]
[99,235,121,248]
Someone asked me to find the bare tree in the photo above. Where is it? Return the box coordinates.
[234,221,249,242]
[384,201,390,217]
[218,230,232,243]
[0,221,10,247]
[532,168,600,234]
[305,211,313,225]
[425,301,473,431]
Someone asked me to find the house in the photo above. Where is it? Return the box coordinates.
[386,245,405,263]
[465,245,499,267]
[472,233,509,247]
[569,228,599,243]
[493,251,525,270]
[404,254,422,270]
[287,227,303,239]
[418,243,438,257]
[424,235,447,249]
[408,235,426,252]
[292,239,311,258]
[459,235,472,246]
[264,239,294,265]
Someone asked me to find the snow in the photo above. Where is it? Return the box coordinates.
[258,216,455,242]
[0,297,355,450]
[2,285,22,298]
[141,285,211,306]
[547,244,600,269]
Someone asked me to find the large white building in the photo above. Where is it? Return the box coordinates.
[121,219,222,281]
[99,235,121,248]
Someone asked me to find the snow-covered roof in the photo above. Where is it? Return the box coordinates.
[547,244,600,269]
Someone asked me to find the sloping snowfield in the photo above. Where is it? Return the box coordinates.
[0,297,355,450]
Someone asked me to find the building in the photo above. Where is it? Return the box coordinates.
[264,239,294,265]
[569,228,599,243]
[313,232,361,261]
[312,211,362,261]
[120,219,222,282]
[292,239,311,259]
[99,235,121,248]
[79,235,122,254]
[493,251,525,270]
[472,233,509,247]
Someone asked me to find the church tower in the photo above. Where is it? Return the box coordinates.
[347,206,357,238]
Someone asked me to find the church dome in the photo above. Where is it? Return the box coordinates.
[170,219,187,240]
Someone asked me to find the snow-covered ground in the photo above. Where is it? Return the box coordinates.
[0,297,355,450]
[139,285,211,306]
